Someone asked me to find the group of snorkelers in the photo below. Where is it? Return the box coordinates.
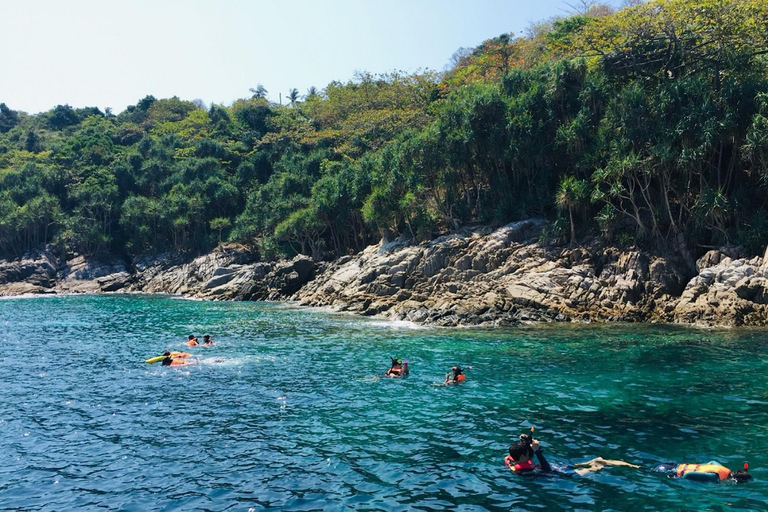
[505,429,753,483]
[160,334,216,366]
[384,358,753,484]
[384,357,470,384]
[186,334,214,346]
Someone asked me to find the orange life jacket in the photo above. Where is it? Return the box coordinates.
[676,463,731,481]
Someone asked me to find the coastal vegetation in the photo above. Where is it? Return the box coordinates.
[1,0,766,270]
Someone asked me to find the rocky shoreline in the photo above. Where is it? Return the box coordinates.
[2,219,767,327]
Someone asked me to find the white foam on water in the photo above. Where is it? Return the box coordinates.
[366,319,425,330]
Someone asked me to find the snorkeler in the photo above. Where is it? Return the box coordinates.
[652,462,752,482]
[504,431,552,474]
[445,365,472,384]
[385,357,408,377]
[505,430,639,476]
[504,430,752,484]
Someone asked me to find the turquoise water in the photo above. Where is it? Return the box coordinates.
[1,295,767,511]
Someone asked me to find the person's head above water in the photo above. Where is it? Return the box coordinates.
[188,335,195,340]
[508,434,535,463]
[203,334,210,340]
[163,350,171,356]
[732,464,753,483]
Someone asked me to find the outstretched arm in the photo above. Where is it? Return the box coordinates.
[531,440,552,472]
[534,449,552,472]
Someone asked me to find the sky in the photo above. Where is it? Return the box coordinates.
[0,0,614,115]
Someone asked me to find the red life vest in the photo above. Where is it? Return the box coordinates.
[505,456,536,472]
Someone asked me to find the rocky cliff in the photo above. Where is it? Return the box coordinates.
[295,220,768,327]
[2,221,767,327]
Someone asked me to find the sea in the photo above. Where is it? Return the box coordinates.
[1,294,767,511]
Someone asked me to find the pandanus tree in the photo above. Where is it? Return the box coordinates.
[555,175,588,245]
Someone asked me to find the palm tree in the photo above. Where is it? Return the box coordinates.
[249,84,268,99]
[555,175,588,245]
[287,88,300,105]
[305,86,318,100]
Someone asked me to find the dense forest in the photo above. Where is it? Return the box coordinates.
[1,0,767,270]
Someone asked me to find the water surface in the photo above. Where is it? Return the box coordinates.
[1,295,767,511]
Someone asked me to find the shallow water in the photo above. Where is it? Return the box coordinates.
[1,295,767,511]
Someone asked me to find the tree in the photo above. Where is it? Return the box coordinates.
[0,103,19,133]
[47,104,80,130]
[250,84,268,99]
[210,217,231,243]
[555,175,588,245]
[287,88,300,105]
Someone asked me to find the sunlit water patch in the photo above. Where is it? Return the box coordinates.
[1,295,767,511]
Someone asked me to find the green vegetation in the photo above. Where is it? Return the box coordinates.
[1,0,767,266]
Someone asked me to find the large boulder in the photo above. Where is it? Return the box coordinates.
[0,246,62,294]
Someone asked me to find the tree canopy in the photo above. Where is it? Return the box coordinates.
[1,0,766,265]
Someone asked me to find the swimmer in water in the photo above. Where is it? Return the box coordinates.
[445,365,472,384]
[161,350,173,366]
[186,335,199,346]
[385,357,407,377]
[503,430,752,483]
[505,430,639,476]
[203,334,214,345]
[651,462,752,482]
[505,432,552,474]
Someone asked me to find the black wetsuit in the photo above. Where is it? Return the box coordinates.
[532,448,553,473]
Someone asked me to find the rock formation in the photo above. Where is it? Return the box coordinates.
[1,222,767,327]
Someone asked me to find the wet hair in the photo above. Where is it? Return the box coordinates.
[163,350,171,356]
[188,335,195,340]
[731,470,753,483]
[508,435,534,461]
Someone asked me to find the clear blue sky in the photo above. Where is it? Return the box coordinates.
[1,0,614,114]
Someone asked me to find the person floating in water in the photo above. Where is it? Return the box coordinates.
[652,461,752,483]
[161,350,193,367]
[186,335,199,346]
[505,430,639,476]
[202,334,214,345]
[505,431,552,474]
[575,459,752,482]
[504,430,752,483]
[385,357,408,377]
[445,365,472,384]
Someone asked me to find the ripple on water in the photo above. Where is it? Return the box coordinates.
[1,296,768,511]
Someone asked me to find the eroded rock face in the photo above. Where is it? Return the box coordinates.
[0,228,766,328]
[295,224,768,327]
[673,250,768,326]
[0,246,63,295]
[57,255,131,293]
